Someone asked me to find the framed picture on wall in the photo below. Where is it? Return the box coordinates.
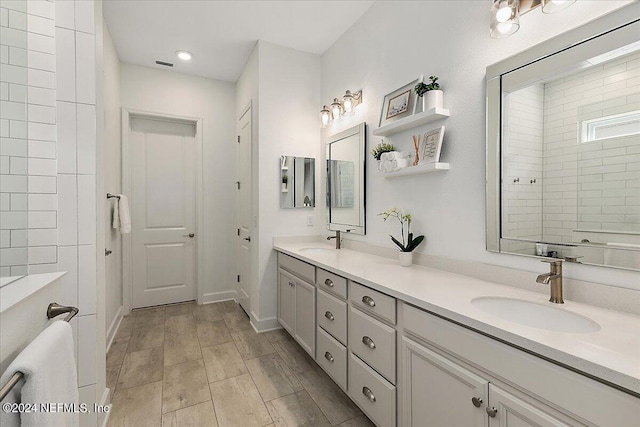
[419,126,445,164]
[379,76,423,127]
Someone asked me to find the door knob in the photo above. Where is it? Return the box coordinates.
[471,397,483,408]
[105,249,112,256]
[486,406,498,417]
[244,236,251,242]
[183,233,195,238]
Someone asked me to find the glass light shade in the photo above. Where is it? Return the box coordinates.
[331,98,342,120]
[541,0,576,14]
[320,106,330,128]
[343,94,354,114]
[490,0,520,39]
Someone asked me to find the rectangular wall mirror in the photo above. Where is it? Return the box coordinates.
[280,156,316,209]
[487,10,640,271]
[326,122,366,235]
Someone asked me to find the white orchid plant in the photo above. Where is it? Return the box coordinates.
[379,208,425,252]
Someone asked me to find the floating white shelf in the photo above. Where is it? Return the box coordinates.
[372,107,450,137]
[382,162,450,178]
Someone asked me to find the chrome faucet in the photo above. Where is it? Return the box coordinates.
[536,259,564,304]
[327,230,341,249]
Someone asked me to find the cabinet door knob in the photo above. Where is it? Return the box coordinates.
[289,281,295,287]
[362,336,376,349]
[471,397,483,408]
[324,352,334,363]
[324,311,335,321]
[183,233,195,238]
[362,386,376,402]
[324,278,334,287]
[486,406,498,418]
[362,295,376,307]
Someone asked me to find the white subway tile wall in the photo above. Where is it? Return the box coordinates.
[503,84,544,251]
[2,0,99,422]
[544,51,640,241]
[0,0,56,276]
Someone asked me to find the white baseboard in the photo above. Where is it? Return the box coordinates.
[106,306,123,352]
[201,290,237,304]
[98,387,111,427]
[250,311,280,332]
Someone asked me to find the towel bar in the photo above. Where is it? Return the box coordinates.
[0,303,78,402]
[106,193,120,200]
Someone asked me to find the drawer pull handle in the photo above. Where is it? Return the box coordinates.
[362,336,376,349]
[362,386,376,402]
[324,278,334,287]
[324,352,334,363]
[362,296,376,307]
[324,311,335,321]
[486,406,497,418]
[471,397,483,408]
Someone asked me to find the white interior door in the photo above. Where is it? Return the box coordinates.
[130,116,197,308]
[237,107,252,315]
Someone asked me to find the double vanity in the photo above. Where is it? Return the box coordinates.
[274,240,639,427]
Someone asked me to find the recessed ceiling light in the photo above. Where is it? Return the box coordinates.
[176,51,192,61]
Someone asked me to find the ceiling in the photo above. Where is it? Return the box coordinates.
[103,0,374,82]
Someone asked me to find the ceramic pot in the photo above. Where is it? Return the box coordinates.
[399,251,413,267]
[423,90,444,111]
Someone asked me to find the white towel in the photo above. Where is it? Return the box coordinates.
[0,321,79,427]
[113,194,131,234]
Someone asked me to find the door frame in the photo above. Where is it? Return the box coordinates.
[121,108,204,314]
[236,100,252,314]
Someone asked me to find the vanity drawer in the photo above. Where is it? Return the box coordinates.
[350,281,396,325]
[317,268,347,299]
[278,253,315,284]
[317,289,347,345]
[348,306,396,384]
[348,352,396,427]
[316,327,347,391]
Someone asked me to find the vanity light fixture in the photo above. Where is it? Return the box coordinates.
[541,0,576,14]
[342,89,363,115]
[490,0,520,39]
[319,89,363,126]
[176,50,192,61]
[320,105,331,128]
[330,98,343,120]
[490,0,577,39]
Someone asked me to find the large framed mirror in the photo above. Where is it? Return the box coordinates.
[280,155,315,209]
[326,122,366,235]
[487,6,640,271]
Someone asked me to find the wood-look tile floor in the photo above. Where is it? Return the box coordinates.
[106,301,375,427]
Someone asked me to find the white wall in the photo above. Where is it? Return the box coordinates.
[235,41,321,330]
[320,0,639,290]
[120,63,237,304]
[102,23,121,340]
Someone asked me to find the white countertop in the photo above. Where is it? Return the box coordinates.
[273,241,640,395]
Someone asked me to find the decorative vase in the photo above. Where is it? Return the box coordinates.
[423,90,444,111]
[399,251,413,267]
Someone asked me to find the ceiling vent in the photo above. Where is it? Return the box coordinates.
[155,60,173,67]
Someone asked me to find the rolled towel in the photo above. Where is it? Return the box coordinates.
[0,321,79,427]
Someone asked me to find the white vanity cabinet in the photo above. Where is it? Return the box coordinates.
[277,254,316,357]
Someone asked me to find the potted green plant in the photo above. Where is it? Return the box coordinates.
[414,75,443,111]
[281,174,288,192]
[370,141,395,161]
[379,207,425,266]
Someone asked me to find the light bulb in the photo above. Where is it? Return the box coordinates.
[176,51,192,61]
[343,98,353,113]
[496,22,513,34]
[330,98,342,120]
[320,106,330,128]
[542,0,576,13]
[495,3,512,23]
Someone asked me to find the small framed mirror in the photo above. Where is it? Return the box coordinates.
[280,156,316,209]
[326,122,366,235]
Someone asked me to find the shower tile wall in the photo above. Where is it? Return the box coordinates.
[502,84,544,251]
[543,51,640,242]
[0,0,57,277]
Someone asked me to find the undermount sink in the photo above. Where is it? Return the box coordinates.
[299,247,336,254]
[471,297,601,333]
